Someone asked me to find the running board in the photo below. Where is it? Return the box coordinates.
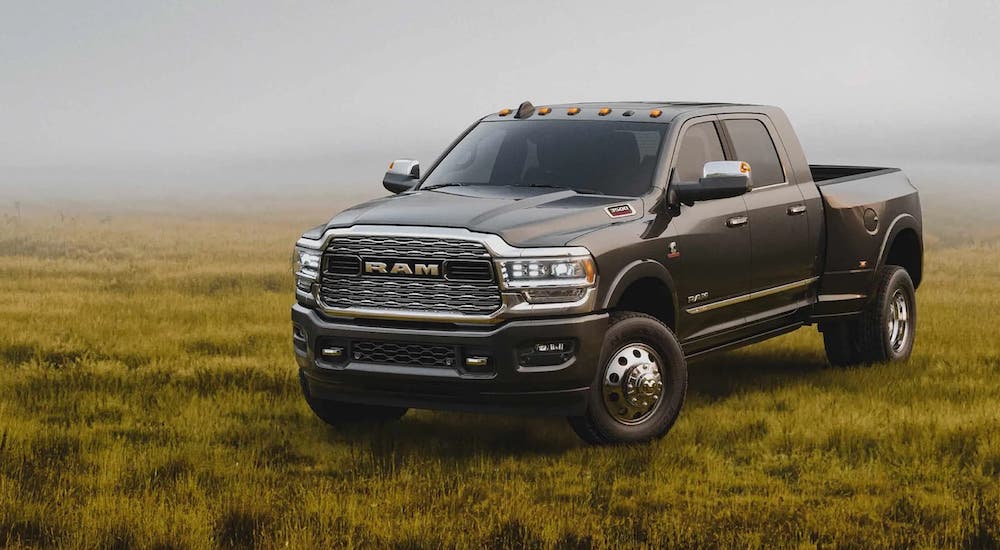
[684,322,804,361]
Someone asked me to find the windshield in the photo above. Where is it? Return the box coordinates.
[421,120,667,196]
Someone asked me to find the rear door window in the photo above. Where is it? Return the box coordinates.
[723,119,785,186]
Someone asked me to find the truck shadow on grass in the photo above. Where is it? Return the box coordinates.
[325,413,576,464]
[687,349,828,401]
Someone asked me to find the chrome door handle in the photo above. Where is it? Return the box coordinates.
[787,205,807,215]
[726,215,749,228]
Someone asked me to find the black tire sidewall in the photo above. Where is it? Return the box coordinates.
[584,314,687,443]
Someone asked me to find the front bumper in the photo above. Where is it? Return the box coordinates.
[292,304,609,416]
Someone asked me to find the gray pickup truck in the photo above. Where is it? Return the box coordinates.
[292,101,922,444]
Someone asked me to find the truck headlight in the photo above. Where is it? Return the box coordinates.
[293,247,322,290]
[496,256,596,303]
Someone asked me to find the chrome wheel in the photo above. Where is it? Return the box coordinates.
[887,288,909,353]
[602,343,665,425]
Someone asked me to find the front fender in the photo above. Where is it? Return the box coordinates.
[600,259,679,317]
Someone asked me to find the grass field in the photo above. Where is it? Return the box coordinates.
[1,200,999,548]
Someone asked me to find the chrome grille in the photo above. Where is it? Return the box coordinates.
[319,234,501,316]
[327,235,491,259]
[352,340,456,368]
[319,278,501,314]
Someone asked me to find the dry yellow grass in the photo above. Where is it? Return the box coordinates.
[1,203,998,548]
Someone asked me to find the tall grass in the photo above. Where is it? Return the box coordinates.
[1,207,998,548]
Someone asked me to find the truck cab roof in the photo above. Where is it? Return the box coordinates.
[481,102,768,123]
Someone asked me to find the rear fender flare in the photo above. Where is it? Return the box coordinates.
[875,213,922,283]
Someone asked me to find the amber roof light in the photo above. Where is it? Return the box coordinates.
[538,107,551,115]
[499,108,512,116]
[567,107,581,115]
[598,108,612,116]
[649,109,663,118]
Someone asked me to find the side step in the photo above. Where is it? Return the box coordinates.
[684,322,804,361]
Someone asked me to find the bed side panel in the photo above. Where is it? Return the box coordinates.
[812,169,922,318]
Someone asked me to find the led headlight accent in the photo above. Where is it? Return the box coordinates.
[497,257,596,289]
[521,287,588,303]
[496,255,596,304]
[293,247,322,281]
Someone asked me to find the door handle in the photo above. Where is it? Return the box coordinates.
[726,215,749,228]
[787,205,807,216]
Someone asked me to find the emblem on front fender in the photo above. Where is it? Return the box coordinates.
[687,291,708,304]
[605,204,636,218]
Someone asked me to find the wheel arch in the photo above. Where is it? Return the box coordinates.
[601,260,679,330]
[877,215,923,289]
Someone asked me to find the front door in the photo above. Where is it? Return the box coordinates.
[667,119,752,344]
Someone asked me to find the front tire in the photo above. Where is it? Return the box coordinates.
[299,371,407,426]
[569,312,687,445]
[821,265,916,367]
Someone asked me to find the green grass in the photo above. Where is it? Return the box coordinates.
[1,206,999,548]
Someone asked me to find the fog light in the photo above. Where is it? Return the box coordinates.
[519,340,576,368]
[465,356,489,368]
[321,347,344,358]
[535,342,568,353]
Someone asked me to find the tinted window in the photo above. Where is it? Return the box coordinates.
[422,121,666,196]
[724,119,785,186]
[671,122,725,183]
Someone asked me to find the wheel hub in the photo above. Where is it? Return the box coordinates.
[887,288,909,353]
[623,365,662,407]
[602,343,665,425]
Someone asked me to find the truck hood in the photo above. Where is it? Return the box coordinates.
[323,186,643,247]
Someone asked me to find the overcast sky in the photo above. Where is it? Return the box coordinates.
[1,0,998,197]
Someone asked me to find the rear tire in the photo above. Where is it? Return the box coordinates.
[299,371,407,426]
[568,312,687,445]
[821,265,916,367]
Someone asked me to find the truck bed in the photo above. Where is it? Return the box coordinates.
[810,164,895,185]
[810,164,921,318]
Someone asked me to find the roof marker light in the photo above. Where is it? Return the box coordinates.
[598,108,612,116]
[650,109,663,118]
[514,100,535,119]
[567,107,581,115]
[538,107,551,115]
[499,108,512,116]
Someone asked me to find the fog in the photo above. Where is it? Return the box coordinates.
[1,0,999,204]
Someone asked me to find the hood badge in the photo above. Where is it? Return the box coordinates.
[605,204,636,218]
[668,241,681,259]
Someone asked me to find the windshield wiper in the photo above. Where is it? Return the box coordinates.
[519,183,606,195]
[421,182,471,191]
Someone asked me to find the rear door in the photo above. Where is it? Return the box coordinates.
[668,118,752,342]
[720,116,814,323]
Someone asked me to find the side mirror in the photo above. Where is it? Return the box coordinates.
[383,159,420,194]
[672,161,752,204]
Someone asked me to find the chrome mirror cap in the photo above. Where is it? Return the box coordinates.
[703,160,752,181]
[383,159,420,194]
[388,159,419,178]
